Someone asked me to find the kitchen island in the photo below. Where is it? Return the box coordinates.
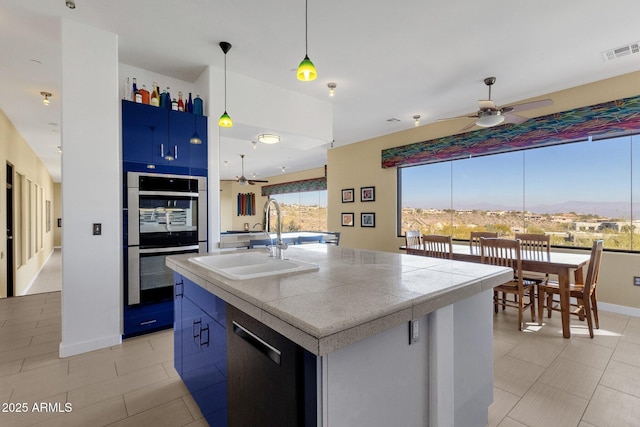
[167,244,512,427]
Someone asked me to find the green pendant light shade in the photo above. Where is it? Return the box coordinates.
[218,41,233,128]
[218,111,232,128]
[297,0,317,81]
[297,55,317,81]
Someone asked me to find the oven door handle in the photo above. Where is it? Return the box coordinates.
[138,190,199,198]
[138,245,200,254]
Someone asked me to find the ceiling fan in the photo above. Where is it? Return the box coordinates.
[440,77,553,132]
[232,154,269,186]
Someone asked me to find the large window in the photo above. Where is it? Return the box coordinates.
[399,134,640,250]
[270,191,328,232]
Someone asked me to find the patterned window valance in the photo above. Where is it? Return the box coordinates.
[261,177,327,197]
[382,95,640,168]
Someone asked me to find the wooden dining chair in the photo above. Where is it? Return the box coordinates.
[422,234,453,259]
[480,238,536,331]
[515,233,551,284]
[470,231,498,252]
[537,240,603,338]
[404,230,422,247]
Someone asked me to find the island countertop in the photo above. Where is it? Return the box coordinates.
[166,244,512,356]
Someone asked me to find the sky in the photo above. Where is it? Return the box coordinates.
[401,134,639,215]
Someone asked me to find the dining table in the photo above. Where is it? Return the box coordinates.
[402,242,592,338]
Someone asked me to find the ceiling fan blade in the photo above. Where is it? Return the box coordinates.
[458,120,478,133]
[478,100,496,110]
[503,113,529,125]
[249,179,269,184]
[436,113,478,122]
[505,99,553,114]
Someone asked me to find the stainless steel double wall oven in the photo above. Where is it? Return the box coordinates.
[126,171,207,306]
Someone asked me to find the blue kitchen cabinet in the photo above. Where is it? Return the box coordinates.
[122,101,208,172]
[174,274,227,426]
[168,110,208,170]
[122,100,169,166]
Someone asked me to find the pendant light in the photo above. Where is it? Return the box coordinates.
[218,41,233,127]
[296,0,317,81]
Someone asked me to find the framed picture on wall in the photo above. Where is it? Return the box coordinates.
[360,186,375,202]
[361,212,375,227]
[341,212,355,227]
[341,188,354,203]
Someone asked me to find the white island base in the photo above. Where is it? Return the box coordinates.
[319,289,491,427]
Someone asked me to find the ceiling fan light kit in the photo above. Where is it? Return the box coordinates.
[476,110,505,127]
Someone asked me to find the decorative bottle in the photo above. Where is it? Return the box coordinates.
[177,92,184,112]
[187,92,193,113]
[132,78,142,103]
[140,85,150,104]
[160,88,168,108]
[193,94,203,116]
[150,83,160,107]
[165,87,172,109]
[171,98,178,111]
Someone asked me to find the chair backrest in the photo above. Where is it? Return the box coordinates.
[405,230,422,247]
[515,233,550,261]
[249,238,273,248]
[582,240,604,294]
[297,235,324,244]
[480,238,523,285]
[470,231,498,250]
[325,232,341,246]
[422,234,453,259]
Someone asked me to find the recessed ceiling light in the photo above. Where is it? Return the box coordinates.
[257,134,280,144]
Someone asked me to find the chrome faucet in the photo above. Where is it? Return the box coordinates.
[263,198,287,259]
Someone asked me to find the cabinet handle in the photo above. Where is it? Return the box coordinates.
[174,145,178,160]
[160,143,164,158]
[140,319,157,326]
[232,321,281,366]
[199,324,209,347]
[175,279,183,297]
[193,319,202,340]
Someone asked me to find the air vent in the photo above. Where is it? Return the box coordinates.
[386,118,401,122]
[602,41,640,62]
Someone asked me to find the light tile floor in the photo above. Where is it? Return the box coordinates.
[3,254,640,426]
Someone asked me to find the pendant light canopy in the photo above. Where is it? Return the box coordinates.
[218,41,233,128]
[296,0,317,81]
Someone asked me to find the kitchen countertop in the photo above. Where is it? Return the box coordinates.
[166,244,512,355]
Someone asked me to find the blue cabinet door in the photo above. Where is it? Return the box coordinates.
[167,111,208,170]
[178,276,228,427]
[122,100,169,166]
[174,274,184,376]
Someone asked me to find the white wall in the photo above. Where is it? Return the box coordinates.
[60,20,122,357]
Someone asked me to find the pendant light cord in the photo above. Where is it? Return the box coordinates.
[224,53,227,110]
[305,0,308,55]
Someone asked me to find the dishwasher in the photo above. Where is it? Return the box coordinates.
[226,305,316,427]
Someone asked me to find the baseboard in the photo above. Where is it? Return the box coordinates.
[599,302,640,318]
[59,334,122,358]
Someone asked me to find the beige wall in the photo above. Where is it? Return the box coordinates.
[327,70,640,310]
[0,109,55,297]
[220,167,326,233]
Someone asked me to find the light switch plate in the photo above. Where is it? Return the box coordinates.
[634,276,640,286]
[93,223,102,235]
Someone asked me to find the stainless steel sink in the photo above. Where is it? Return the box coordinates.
[188,252,319,280]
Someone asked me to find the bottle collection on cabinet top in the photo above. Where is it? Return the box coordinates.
[125,77,204,116]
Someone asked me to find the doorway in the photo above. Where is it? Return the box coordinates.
[6,162,14,297]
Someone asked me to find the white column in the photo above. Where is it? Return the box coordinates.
[60,19,121,357]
